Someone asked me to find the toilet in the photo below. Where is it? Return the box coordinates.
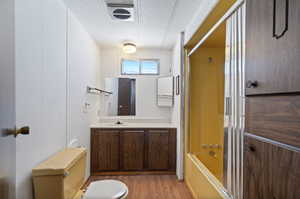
[32,148,128,199]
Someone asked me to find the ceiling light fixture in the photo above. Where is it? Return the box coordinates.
[123,43,137,54]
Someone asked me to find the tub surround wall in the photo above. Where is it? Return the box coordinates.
[189,47,225,181]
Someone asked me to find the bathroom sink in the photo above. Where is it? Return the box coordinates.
[107,123,128,127]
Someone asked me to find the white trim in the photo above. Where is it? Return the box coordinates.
[178,31,185,180]
[65,8,70,148]
[188,0,245,57]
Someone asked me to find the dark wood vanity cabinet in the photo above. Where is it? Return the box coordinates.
[91,128,176,174]
[246,0,300,95]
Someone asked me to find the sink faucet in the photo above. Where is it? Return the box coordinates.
[115,120,123,125]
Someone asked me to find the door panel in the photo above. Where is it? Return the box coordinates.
[245,95,300,148]
[246,0,300,95]
[120,131,144,170]
[0,0,16,198]
[118,78,130,115]
[243,135,269,199]
[244,134,300,199]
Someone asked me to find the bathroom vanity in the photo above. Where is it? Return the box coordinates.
[91,127,176,175]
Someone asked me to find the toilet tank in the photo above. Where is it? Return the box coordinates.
[32,148,87,199]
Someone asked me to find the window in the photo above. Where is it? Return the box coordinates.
[121,59,159,75]
[121,60,140,74]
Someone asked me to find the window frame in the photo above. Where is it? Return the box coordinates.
[121,58,160,75]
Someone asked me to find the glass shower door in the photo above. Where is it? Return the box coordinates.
[223,3,245,199]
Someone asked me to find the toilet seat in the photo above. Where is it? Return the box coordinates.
[83,180,128,199]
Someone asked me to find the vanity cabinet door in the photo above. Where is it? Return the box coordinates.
[147,129,176,170]
[91,130,120,172]
[246,0,300,95]
[120,130,145,170]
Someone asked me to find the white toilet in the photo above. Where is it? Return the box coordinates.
[32,148,128,199]
[83,180,128,199]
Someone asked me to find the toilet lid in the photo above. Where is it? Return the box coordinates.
[84,180,128,199]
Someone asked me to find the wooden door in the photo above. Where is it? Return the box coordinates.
[147,129,176,170]
[245,0,300,95]
[120,130,145,170]
[91,130,120,172]
[0,0,16,197]
[244,134,300,199]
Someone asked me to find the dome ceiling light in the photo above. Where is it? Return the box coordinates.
[123,43,137,54]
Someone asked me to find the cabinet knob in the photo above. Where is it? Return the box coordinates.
[246,80,258,88]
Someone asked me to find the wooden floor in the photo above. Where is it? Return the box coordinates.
[85,175,194,199]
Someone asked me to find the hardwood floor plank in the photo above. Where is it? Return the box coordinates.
[84,175,194,199]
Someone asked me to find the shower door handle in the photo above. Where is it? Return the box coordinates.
[225,97,231,116]
[273,0,289,39]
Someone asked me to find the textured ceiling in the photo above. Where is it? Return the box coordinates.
[63,0,207,49]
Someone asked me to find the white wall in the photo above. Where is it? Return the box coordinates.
[184,0,218,45]
[171,36,184,180]
[15,0,101,198]
[15,0,68,198]
[67,11,101,178]
[99,47,172,119]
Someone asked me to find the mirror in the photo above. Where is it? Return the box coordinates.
[104,78,136,116]
[157,76,174,107]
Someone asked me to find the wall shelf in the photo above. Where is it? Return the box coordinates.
[87,86,112,95]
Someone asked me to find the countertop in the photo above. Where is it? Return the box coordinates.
[90,123,177,129]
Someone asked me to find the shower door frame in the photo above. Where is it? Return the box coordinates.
[184,1,245,199]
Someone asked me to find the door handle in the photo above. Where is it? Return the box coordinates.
[246,80,258,88]
[5,126,30,137]
[273,0,289,39]
[225,97,231,116]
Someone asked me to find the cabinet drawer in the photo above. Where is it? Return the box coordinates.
[245,95,300,147]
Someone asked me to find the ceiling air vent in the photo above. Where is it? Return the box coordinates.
[107,3,134,21]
